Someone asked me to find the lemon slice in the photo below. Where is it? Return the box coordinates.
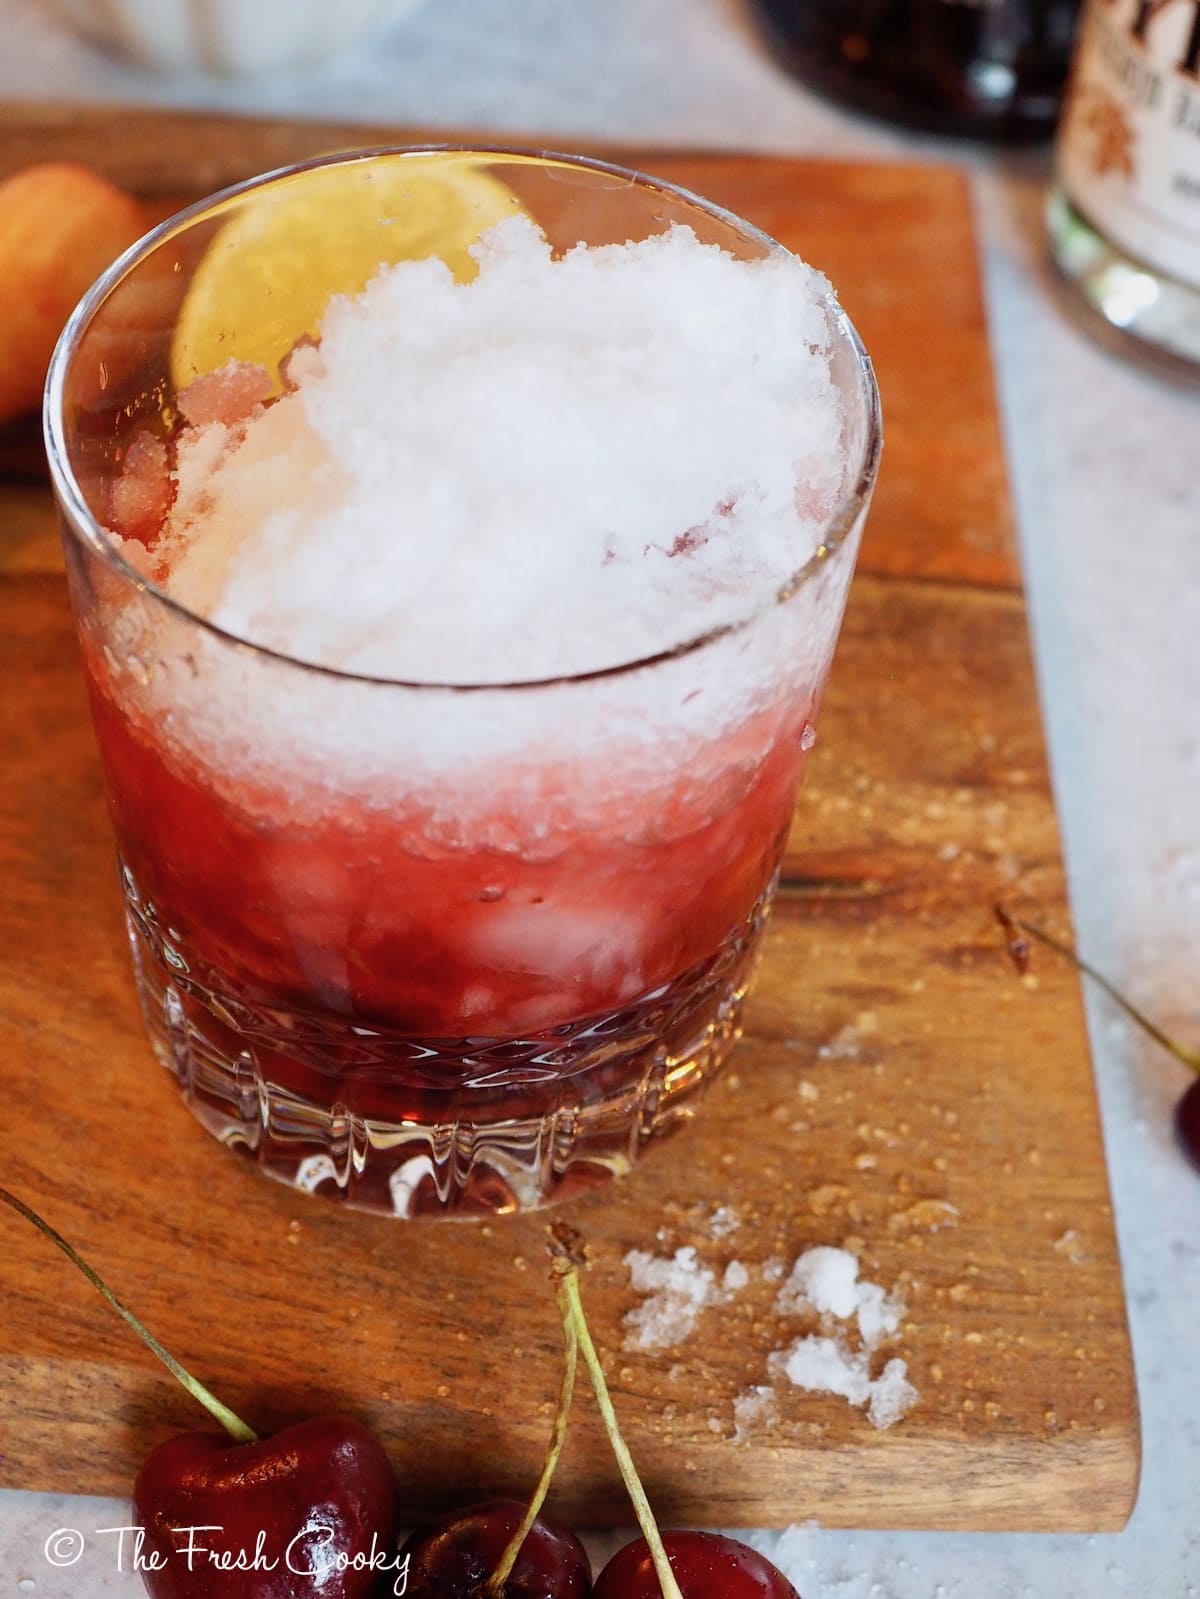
[171,154,525,389]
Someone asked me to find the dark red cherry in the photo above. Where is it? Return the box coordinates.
[132,1414,400,1599]
[593,1530,800,1598]
[1175,1076,1200,1172]
[399,1498,591,1598]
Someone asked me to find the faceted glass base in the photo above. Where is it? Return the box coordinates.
[125,870,771,1217]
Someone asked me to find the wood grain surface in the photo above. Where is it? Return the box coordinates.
[0,107,1138,1531]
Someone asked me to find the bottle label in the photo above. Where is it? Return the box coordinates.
[1057,0,1200,286]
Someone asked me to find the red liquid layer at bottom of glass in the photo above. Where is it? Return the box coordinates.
[125,862,774,1217]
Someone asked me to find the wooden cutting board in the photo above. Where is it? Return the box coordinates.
[0,106,1138,1531]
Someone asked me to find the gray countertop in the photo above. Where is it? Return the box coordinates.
[1,2,1198,1594]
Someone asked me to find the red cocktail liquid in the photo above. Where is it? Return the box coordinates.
[84,640,811,1213]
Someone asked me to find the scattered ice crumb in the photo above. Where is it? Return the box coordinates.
[776,1246,904,1349]
[733,1384,779,1441]
[818,1010,879,1060]
[760,1246,916,1431]
[798,1078,820,1100]
[622,1246,717,1350]
[1053,1228,1086,1263]
[867,1359,919,1429]
[772,1334,873,1407]
[854,1280,905,1348]
[724,1259,751,1293]
[707,1202,741,1240]
[621,1239,918,1437]
[825,1023,870,1061]
[771,1336,917,1431]
[777,1245,862,1320]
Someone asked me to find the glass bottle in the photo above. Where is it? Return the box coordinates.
[1048,0,1200,367]
[749,0,1082,140]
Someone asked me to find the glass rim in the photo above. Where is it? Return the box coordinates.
[44,142,882,694]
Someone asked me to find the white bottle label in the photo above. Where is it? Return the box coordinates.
[1057,0,1200,287]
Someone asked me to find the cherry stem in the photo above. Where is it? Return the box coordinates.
[1004,911,1200,1075]
[484,1274,578,1597]
[0,1188,257,1443]
[548,1229,684,1599]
